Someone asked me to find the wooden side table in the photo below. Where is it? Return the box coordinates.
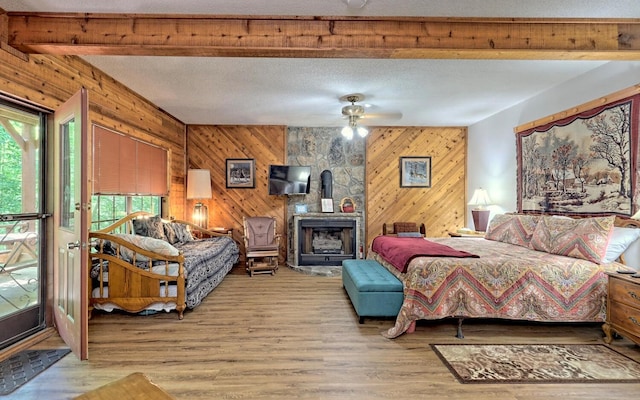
[192,227,233,239]
[208,227,233,237]
[603,272,640,346]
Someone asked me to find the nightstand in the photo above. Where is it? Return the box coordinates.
[193,227,233,239]
[603,273,640,346]
[208,227,233,237]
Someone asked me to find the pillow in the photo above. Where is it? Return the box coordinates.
[163,222,178,244]
[171,223,194,243]
[132,215,167,241]
[394,222,418,233]
[601,227,640,263]
[529,215,615,264]
[397,231,423,238]
[484,214,539,248]
[112,233,179,262]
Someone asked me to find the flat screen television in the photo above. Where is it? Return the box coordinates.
[268,165,311,195]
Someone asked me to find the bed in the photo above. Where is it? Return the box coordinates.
[369,214,640,338]
[89,212,239,319]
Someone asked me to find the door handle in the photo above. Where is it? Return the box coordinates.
[67,241,80,250]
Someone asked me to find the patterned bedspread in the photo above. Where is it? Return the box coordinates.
[175,236,239,309]
[370,237,627,338]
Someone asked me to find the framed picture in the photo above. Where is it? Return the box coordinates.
[226,158,255,188]
[400,156,431,188]
[321,198,334,213]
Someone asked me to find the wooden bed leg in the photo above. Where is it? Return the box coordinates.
[456,318,464,339]
[407,320,416,333]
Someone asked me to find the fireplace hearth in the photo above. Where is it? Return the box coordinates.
[291,214,360,267]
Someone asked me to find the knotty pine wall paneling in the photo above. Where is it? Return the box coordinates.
[187,125,287,263]
[0,52,186,326]
[365,126,467,251]
[0,53,187,217]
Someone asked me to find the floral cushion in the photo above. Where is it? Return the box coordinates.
[484,214,539,248]
[529,215,615,264]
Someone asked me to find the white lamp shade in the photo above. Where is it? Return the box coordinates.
[356,126,368,137]
[186,169,212,199]
[341,126,354,140]
[468,188,492,208]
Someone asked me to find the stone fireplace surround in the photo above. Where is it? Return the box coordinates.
[285,127,366,276]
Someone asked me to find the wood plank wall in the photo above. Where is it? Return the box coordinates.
[186,125,287,262]
[366,126,467,250]
[0,53,187,217]
[0,52,186,327]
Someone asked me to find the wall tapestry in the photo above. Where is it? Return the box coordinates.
[516,89,639,216]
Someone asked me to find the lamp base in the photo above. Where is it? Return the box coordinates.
[193,202,208,229]
[471,209,490,232]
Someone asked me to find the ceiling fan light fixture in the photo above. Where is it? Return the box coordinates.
[357,126,368,137]
[341,126,354,139]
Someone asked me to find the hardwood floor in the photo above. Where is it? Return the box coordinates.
[13,266,640,399]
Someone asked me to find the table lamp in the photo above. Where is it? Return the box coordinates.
[186,169,212,229]
[468,188,492,232]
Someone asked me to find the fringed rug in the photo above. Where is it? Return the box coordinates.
[431,344,640,384]
[0,349,71,395]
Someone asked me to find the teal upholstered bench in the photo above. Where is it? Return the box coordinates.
[342,259,403,324]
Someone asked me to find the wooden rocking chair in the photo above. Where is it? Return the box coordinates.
[243,216,281,276]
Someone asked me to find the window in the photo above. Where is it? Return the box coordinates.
[90,124,168,231]
[91,195,162,230]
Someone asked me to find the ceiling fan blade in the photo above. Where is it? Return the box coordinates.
[361,112,403,120]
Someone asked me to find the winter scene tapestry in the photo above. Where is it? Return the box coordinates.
[516,90,639,216]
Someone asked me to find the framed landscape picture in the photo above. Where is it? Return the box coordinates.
[226,158,255,188]
[400,156,431,188]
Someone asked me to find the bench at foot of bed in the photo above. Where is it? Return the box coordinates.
[342,259,403,324]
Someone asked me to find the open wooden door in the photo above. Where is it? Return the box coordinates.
[53,89,89,360]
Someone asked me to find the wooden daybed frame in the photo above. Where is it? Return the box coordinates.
[88,211,235,320]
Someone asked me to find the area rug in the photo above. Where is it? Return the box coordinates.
[0,349,71,395]
[430,344,640,384]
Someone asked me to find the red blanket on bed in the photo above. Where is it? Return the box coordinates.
[371,236,479,273]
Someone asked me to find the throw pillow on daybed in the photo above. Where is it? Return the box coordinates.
[484,213,539,248]
[132,215,168,241]
[529,215,615,264]
[163,222,194,244]
[111,233,180,263]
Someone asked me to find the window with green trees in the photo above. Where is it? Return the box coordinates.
[91,195,162,230]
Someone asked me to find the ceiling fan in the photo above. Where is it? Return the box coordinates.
[340,94,368,139]
[338,93,403,139]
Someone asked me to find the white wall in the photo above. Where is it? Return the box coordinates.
[467,61,640,225]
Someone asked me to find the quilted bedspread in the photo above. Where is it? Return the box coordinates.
[175,236,239,309]
[370,237,627,338]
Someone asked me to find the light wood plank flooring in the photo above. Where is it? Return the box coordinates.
[11,266,640,399]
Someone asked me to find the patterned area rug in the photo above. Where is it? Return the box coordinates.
[431,344,640,384]
[0,349,71,395]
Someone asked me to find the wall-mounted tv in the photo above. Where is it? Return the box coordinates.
[268,165,312,195]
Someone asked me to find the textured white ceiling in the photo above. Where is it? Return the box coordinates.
[1,1,638,127]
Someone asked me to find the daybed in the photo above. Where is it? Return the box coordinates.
[89,212,239,319]
[369,214,640,338]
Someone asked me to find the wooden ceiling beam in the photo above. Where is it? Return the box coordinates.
[5,13,640,60]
